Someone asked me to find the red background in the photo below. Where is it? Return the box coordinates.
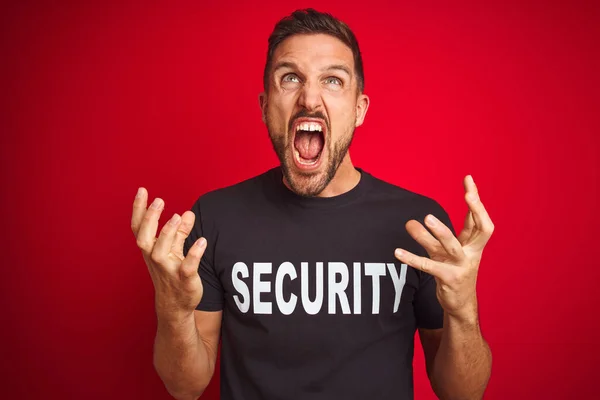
[2,0,599,399]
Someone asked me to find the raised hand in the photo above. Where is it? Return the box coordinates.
[131,188,207,321]
[394,175,494,320]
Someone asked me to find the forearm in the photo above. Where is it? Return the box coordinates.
[430,305,492,400]
[153,312,214,400]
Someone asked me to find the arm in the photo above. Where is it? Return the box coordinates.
[394,175,495,399]
[420,310,492,400]
[154,310,222,400]
[131,188,222,400]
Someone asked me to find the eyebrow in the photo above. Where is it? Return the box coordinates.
[272,61,352,77]
[272,61,298,73]
[322,64,352,76]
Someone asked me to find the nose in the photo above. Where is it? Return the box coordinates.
[297,81,323,111]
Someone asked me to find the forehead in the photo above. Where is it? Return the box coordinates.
[272,33,355,72]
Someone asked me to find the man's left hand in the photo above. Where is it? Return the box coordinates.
[394,175,494,321]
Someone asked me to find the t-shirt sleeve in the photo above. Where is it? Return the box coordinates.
[413,201,457,329]
[183,198,224,311]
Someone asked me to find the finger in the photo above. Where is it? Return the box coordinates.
[405,219,444,256]
[463,174,478,196]
[464,176,495,251]
[457,210,475,246]
[423,214,466,263]
[152,213,182,263]
[172,210,196,259]
[136,197,165,254]
[394,248,450,281]
[131,187,148,236]
[181,237,207,279]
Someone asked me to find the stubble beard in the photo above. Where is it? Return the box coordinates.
[268,123,355,197]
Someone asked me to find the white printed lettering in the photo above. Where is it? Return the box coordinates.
[275,261,297,315]
[301,262,324,315]
[353,262,361,314]
[387,262,407,313]
[365,263,386,314]
[328,262,351,314]
[232,262,250,313]
[253,262,272,314]
[230,261,408,316]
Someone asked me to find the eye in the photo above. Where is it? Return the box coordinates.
[282,74,300,83]
[324,76,342,86]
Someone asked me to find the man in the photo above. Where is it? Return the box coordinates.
[131,8,493,400]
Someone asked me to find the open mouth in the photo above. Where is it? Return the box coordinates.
[292,120,325,168]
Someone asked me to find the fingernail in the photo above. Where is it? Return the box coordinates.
[426,214,438,226]
[395,249,403,257]
[135,188,143,198]
[169,214,180,225]
[150,198,163,209]
[197,238,207,248]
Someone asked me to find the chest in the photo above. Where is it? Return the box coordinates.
[211,209,425,318]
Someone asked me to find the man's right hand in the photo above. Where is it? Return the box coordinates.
[131,187,207,322]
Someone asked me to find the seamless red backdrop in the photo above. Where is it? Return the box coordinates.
[2,1,599,399]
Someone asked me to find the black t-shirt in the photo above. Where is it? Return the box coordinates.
[183,166,455,400]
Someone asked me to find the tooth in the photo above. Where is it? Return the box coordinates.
[309,124,315,131]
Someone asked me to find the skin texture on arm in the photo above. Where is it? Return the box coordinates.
[394,175,494,399]
[420,319,492,400]
[153,310,222,400]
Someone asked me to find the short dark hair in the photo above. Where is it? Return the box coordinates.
[263,8,365,93]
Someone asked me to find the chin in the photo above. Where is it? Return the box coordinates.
[281,152,334,197]
[268,117,351,197]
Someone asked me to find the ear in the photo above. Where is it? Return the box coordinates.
[258,92,267,124]
[355,93,370,128]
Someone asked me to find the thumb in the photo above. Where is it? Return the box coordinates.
[180,237,207,278]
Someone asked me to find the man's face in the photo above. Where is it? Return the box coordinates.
[259,33,369,197]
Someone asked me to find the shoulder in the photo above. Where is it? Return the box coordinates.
[189,166,278,214]
[361,169,455,232]
[361,169,449,217]
[361,169,457,240]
